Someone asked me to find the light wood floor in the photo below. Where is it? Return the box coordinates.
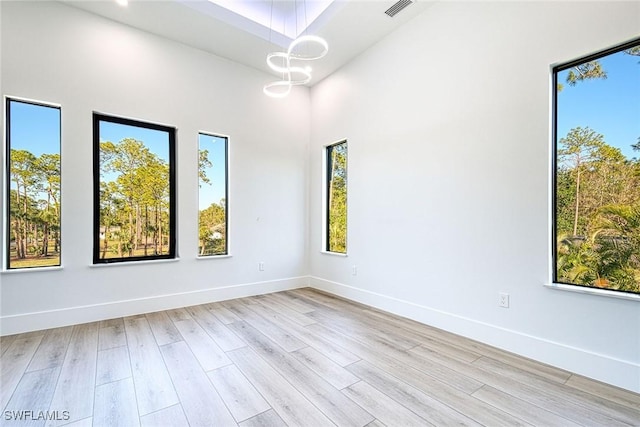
[1,288,639,426]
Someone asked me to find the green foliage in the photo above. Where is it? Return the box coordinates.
[8,149,61,267]
[98,138,171,258]
[566,61,607,87]
[199,200,227,256]
[556,127,640,294]
[327,143,347,253]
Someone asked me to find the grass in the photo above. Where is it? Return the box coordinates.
[9,255,60,269]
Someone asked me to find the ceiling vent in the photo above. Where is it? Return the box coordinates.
[384,0,415,17]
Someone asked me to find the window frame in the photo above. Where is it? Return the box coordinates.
[4,97,62,270]
[551,37,640,295]
[324,140,348,254]
[92,113,176,264]
[197,131,229,258]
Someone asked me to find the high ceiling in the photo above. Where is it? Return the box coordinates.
[60,0,432,86]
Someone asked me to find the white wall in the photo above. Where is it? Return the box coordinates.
[0,1,310,333]
[309,2,640,393]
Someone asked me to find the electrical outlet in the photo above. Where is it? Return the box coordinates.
[499,292,510,308]
[259,262,264,271]
[352,265,358,276]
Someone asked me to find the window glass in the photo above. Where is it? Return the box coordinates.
[198,133,228,256]
[553,39,640,294]
[6,99,61,269]
[326,141,347,253]
[93,114,176,263]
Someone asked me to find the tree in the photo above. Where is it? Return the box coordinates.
[9,149,37,259]
[199,149,212,187]
[558,127,605,236]
[328,144,347,252]
[557,60,607,91]
[199,199,226,255]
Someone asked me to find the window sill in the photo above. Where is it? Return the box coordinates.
[90,258,180,268]
[196,254,232,260]
[320,251,348,257]
[2,266,63,274]
[544,283,640,302]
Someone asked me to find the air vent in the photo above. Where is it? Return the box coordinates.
[384,0,415,17]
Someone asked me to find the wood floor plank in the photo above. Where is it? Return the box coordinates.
[355,299,572,385]
[47,322,99,425]
[1,335,44,410]
[273,290,319,313]
[206,302,242,324]
[565,374,640,410]
[411,339,482,364]
[165,308,191,323]
[239,409,287,427]
[472,356,640,426]
[241,299,360,366]
[62,417,92,427]
[27,327,73,372]
[160,341,237,426]
[98,323,126,350]
[173,318,232,371]
[343,381,431,426]
[3,367,59,427]
[93,377,139,427]
[347,361,484,427]
[145,311,182,346]
[257,294,317,326]
[0,334,19,357]
[355,348,526,426]
[139,404,189,427]
[472,385,580,427]
[124,316,179,416]
[364,420,386,427]
[228,320,374,427]
[99,318,124,329]
[307,308,421,351]
[306,322,484,394]
[227,346,335,427]
[291,346,360,390]
[96,346,131,386]
[186,305,246,351]
[208,364,271,422]
[410,344,632,427]
[223,299,306,352]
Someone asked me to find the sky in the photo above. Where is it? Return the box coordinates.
[557,47,640,160]
[8,100,60,156]
[198,133,227,211]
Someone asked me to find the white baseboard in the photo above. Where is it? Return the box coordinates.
[309,276,640,394]
[1,276,309,336]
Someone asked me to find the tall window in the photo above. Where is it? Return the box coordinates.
[553,38,640,295]
[93,114,176,264]
[198,133,228,256]
[325,141,347,253]
[5,99,61,269]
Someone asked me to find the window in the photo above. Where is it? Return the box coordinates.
[93,114,176,264]
[553,38,640,295]
[325,141,348,253]
[198,133,228,256]
[5,98,61,269]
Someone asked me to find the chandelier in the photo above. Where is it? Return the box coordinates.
[263,1,329,98]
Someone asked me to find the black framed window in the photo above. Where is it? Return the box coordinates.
[5,98,61,269]
[198,133,228,256]
[553,38,640,295]
[325,141,347,253]
[93,114,176,264]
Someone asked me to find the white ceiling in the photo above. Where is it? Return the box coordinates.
[60,0,433,86]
